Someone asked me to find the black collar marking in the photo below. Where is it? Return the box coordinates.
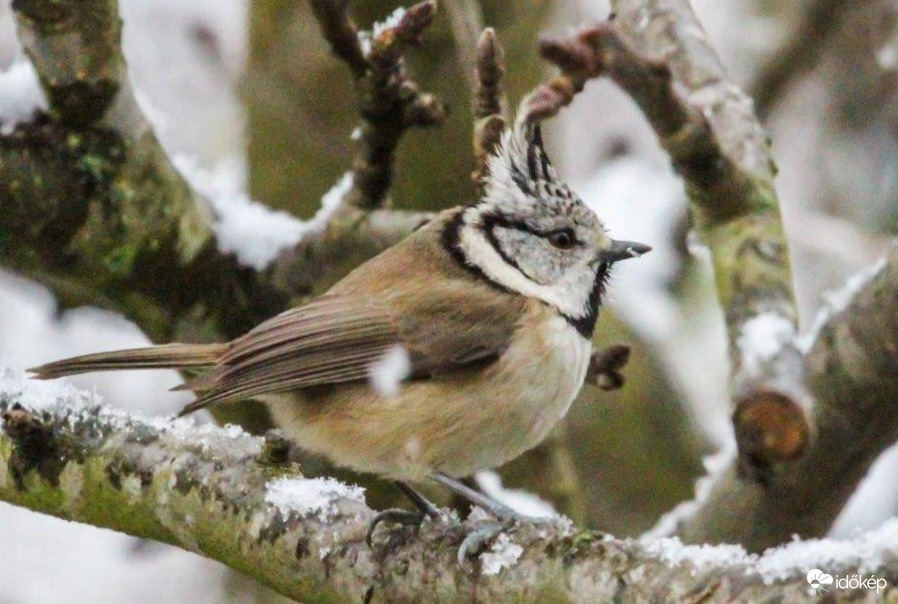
[441,209,513,295]
[567,263,608,338]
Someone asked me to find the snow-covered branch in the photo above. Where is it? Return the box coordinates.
[607,0,809,477]
[2,372,897,603]
[514,4,808,477]
[671,245,898,550]
[0,0,434,349]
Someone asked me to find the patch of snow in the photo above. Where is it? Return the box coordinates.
[0,58,47,134]
[641,537,752,572]
[372,7,407,39]
[736,313,795,377]
[173,155,351,270]
[877,43,898,71]
[265,476,365,521]
[367,344,411,398]
[756,518,898,584]
[0,367,257,456]
[480,532,523,576]
[797,257,887,352]
[640,517,898,584]
[475,471,558,519]
[358,32,372,56]
[831,444,898,537]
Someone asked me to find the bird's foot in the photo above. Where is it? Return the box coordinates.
[431,472,557,568]
[366,481,444,547]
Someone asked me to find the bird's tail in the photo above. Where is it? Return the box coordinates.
[29,343,228,380]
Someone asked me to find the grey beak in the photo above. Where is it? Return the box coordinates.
[602,239,652,263]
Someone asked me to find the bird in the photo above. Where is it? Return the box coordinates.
[30,121,649,545]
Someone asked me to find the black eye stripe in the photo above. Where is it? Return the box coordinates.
[480,212,579,244]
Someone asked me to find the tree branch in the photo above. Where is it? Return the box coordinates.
[0,0,436,344]
[607,0,809,475]
[471,28,508,186]
[675,244,898,550]
[518,2,809,477]
[310,0,447,209]
[2,378,896,603]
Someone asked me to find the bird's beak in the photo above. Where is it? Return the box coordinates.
[601,239,652,263]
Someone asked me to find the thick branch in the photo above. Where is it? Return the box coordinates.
[675,245,898,550]
[1,381,895,603]
[607,0,808,473]
[519,2,808,474]
[0,0,434,342]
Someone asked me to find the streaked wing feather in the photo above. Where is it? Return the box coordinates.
[185,281,524,411]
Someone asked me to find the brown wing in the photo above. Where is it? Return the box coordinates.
[177,215,528,415]
[179,287,524,414]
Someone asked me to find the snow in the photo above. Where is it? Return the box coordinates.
[475,471,558,519]
[736,313,796,377]
[367,344,411,397]
[876,42,898,71]
[755,519,898,584]
[796,257,887,352]
[264,476,366,521]
[639,517,898,583]
[831,444,898,536]
[0,367,255,455]
[0,57,46,134]
[641,537,752,572]
[372,7,407,39]
[173,155,351,270]
[479,532,524,576]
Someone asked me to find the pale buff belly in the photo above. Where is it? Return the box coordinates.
[263,315,592,482]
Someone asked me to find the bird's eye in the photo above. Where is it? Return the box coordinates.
[548,229,576,250]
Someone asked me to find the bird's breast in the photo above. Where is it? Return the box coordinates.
[492,309,593,447]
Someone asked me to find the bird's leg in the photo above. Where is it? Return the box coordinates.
[432,472,524,521]
[432,472,550,567]
[366,481,443,547]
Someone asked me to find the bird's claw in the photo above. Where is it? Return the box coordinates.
[456,519,513,569]
[366,507,441,547]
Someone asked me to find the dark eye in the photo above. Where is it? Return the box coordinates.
[548,229,576,250]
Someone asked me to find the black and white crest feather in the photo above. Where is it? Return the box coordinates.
[444,121,615,337]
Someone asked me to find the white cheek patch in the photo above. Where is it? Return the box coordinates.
[367,344,411,397]
[458,218,593,320]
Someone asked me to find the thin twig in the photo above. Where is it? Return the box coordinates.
[310,0,447,209]
[472,28,508,186]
